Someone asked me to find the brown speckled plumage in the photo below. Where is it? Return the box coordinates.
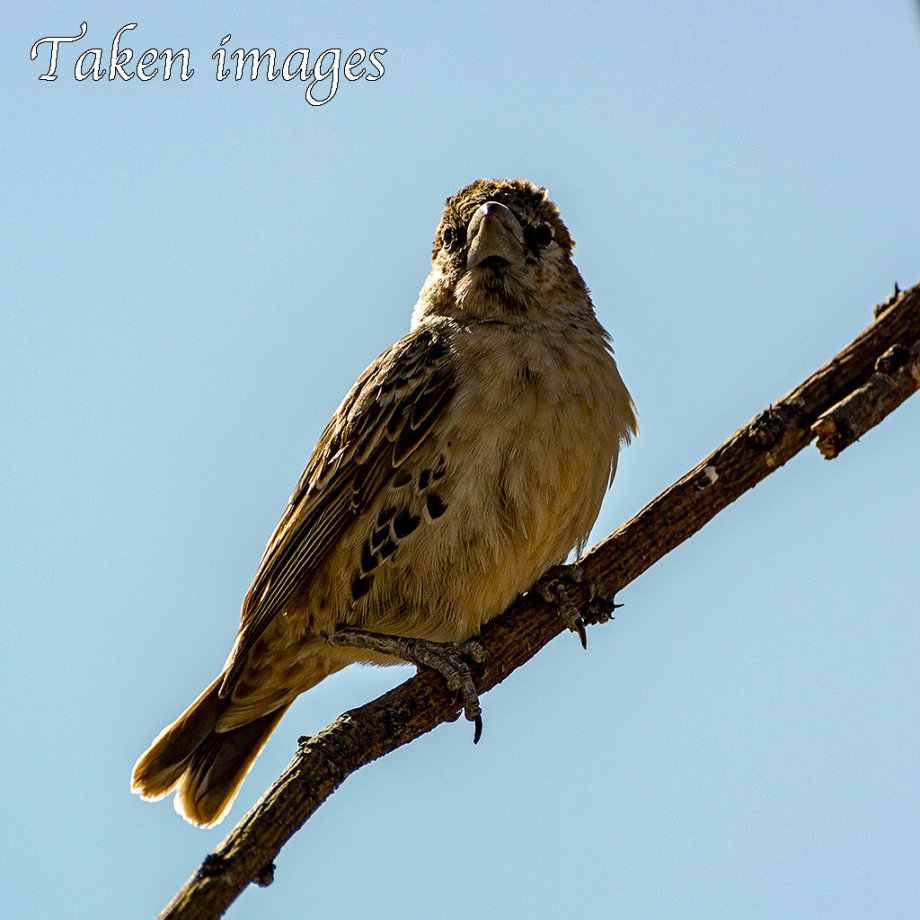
[131,179,637,826]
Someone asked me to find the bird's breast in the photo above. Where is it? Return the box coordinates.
[331,316,633,646]
[433,320,627,616]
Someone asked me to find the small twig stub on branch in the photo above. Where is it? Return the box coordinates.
[813,340,920,459]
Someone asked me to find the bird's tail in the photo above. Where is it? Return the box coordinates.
[131,675,289,827]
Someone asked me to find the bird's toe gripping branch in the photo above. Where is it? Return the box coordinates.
[536,563,619,649]
[324,628,490,743]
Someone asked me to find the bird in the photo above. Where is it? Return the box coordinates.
[131,178,637,827]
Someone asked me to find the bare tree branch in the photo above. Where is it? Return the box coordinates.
[157,280,920,920]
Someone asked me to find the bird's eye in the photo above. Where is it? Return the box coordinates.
[441,225,464,253]
[528,222,554,249]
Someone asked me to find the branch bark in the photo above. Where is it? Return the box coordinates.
[158,280,920,920]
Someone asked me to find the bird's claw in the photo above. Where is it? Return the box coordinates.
[424,639,486,741]
[537,563,617,648]
[586,594,620,625]
[472,713,483,745]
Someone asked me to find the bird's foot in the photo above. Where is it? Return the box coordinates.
[324,628,489,743]
[536,563,619,649]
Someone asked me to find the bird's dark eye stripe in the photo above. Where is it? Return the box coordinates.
[441,224,465,252]
[528,222,554,248]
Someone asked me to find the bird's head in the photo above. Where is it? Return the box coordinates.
[413,179,588,325]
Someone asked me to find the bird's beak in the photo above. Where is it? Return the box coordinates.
[465,201,526,270]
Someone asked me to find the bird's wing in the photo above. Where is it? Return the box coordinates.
[219,325,456,693]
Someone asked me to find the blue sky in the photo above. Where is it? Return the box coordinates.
[3,2,919,918]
